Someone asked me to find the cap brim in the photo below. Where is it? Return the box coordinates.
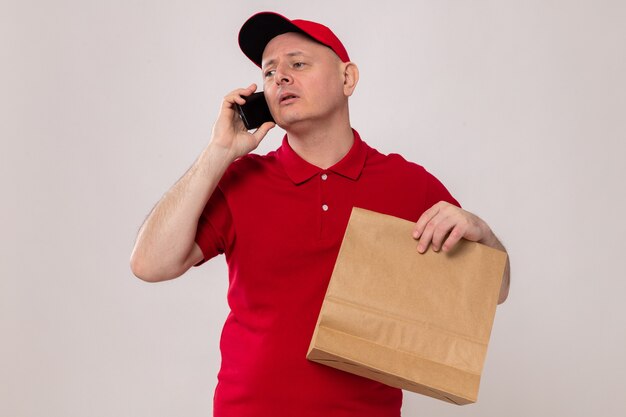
[238,12,307,68]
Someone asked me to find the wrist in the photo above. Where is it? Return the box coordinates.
[477,223,498,248]
[206,141,239,164]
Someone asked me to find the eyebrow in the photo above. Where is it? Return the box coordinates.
[262,51,306,69]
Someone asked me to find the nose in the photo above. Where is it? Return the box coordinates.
[274,64,293,85]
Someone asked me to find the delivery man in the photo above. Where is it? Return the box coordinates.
[130,11,510,417]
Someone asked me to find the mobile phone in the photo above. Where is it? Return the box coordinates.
[236,92,275,130]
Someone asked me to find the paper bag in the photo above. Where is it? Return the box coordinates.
[307,207,507,405]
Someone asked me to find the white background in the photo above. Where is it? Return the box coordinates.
[2,1,625,416]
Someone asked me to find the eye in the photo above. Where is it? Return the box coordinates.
[264,69,276,78]
[293,62,305,69]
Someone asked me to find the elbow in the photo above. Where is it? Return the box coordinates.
[130,243,199,282]
[130,254,158,282]
[129,252,177,283]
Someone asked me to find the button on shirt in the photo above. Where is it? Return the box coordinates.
[195,130,459,417]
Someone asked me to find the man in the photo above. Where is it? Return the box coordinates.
[130,11,510,417]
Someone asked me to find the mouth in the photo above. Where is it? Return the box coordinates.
[279,93,299,104]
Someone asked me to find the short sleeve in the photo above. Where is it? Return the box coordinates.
[424,169,461,209]
[194,186,235,266]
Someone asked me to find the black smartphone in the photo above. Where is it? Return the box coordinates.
[236,92,275,130]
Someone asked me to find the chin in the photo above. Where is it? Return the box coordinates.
[275,112,307,128]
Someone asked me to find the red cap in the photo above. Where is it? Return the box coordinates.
[238,12,350,68]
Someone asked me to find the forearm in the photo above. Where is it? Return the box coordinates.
[130,143,236,281]
[130,85,275,281]
[498,257,510,304]
[479,231,510,305]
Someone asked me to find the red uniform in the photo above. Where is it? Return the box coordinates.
[195,130,458,417]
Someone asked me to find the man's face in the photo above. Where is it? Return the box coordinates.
[261,32,347,129]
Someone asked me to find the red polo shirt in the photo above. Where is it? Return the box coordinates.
[195,130,458,417]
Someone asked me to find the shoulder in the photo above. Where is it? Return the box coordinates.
[364,144,430,179]
[220,149,280,185]
[362,142,454,199]
[229,149,279,172]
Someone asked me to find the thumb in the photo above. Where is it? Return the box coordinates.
[252,121,276,143]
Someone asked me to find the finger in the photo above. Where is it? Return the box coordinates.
[240,83,258,99]
[234,83,257,96]
[417,219,438,253]
[430,215,457,252]
[441,224,465,252]
[417,202,465,252]
[413,204,441,239]
[223,84,259,107]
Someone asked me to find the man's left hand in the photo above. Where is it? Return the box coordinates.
[412,201,498,253]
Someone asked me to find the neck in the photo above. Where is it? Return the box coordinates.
[284,110,354,169]
[286,126,354,169]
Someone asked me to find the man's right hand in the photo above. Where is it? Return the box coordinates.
[210,84,276,161]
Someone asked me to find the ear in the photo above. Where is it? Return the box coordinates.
[342,62,359,97]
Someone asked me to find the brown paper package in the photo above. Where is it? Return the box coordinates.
[307,207,508,405]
